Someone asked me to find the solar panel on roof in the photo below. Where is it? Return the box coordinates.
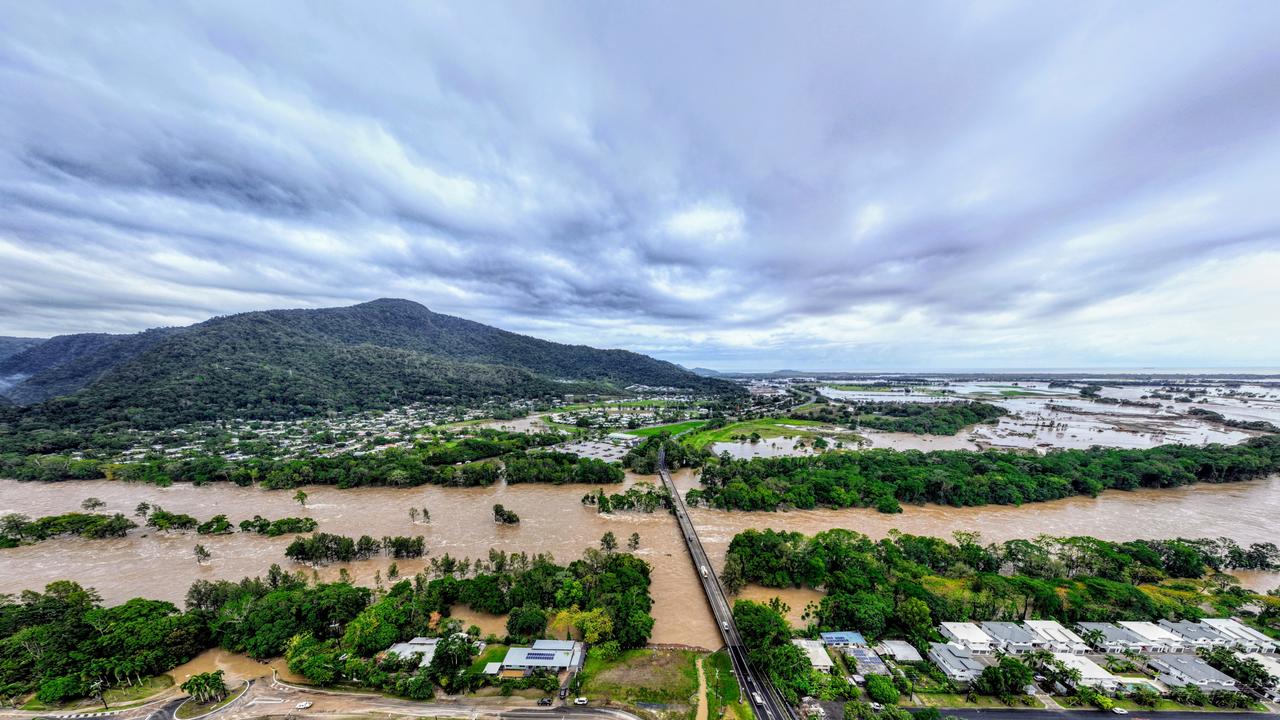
[526,652,558,660]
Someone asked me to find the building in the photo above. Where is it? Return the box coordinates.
[496,639,585,677]
[940,622,996,654]
[605,432,642,447]
[1024,620,1090,655]
[1118,621,1188,653]
[1201,619,1280,654]
[793,639,836,673]
[1147,654,1237,691]
[980,622,1043,655]
[386,637,440,667]
[928,643,985,684]
[843,646,889,676]
[1239,653,1280,701]
[876,640,923,663]
[821,631,867,648]
[1052,653,1121,693]
[1158,620,1233,651]
[1076,622,1149,654]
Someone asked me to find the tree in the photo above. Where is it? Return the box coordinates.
[180,670,228,705]
[974,656,1033,698]
[507,605,548,638]
[601,531,618,553]
[194,544,211,564]
[493,504,519,524]
[895,597,932,641]
[628,532,641,551]
[422,507,430,522]
[409,507,419,523]
[134,501,151,518]
[865,674,900,705]
[81,497,106,511]
[293,489,308,507]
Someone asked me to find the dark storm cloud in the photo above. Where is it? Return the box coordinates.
[1,1,1279,368]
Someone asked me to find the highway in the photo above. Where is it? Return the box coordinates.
[656,449,797,720]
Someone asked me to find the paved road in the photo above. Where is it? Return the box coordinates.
[656,450,796,720]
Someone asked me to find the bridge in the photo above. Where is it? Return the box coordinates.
[657,450,797,720]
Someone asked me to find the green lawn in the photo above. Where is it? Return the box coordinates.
[682,417,854,450]
[625,420,710,437]
[22,675,174,711]
[915,692,1040,708]
[469,644,509,674]
[705,650,754,720]
[578,648,700,707]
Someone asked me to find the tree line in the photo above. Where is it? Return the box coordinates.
[688,435,1280,512]
[799,400,1007,435]
[283,533,426,564]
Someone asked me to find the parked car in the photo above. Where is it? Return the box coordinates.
[869,703,884,711]
[1111,709,1129,715]
[574,697,589,705]
[537,698,553,706]
[294,702,313,709]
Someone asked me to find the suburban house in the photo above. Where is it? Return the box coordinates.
[493,639,585,677]
[843,646,889,676]
[876,640,923,663]
[980,622,1043,654]
[940,622,996,654]
[1159,620,1233,651]
[1024,620,1090,654]
[1118,621,1188,653]
[1076,622,1150,654]
[793,639,836,673]
[1202,619,1280,654]
[1239,653,1280,701]
[385,637,440,667]
[928,643,985,684]
[821,631,867,648]
[1147,654,1238,691]
[1052,653,1121,693]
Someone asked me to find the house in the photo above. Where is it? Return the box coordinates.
[1238,653,1280,701]
[1118,621,1188,653]
[1052,653,1121,693]
[821,631,867,648]
[980,622,1042,655]
[1201,619,1280,654]
[386,637,440,667]
[1159,620,1233,651]
[1076,622,1149,654]
[1024,620,1090,655]
[940,622,995,654]
[793,639,836,673]
[876,640,923,664]
[843,646,889,676]
[1148,654,1237,691]
[496,639,585,677]
[928,643,985,684]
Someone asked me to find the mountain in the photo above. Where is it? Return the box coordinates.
[1,299,737,438]
[688,366,725,377]
[0,336,45,364]
[0,329,183,404]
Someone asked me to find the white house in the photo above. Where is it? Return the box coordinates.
[1076,623,1149,654]
[940,622,996,654]
[1118,621,1188,653]
[980,622,1043,655]
[386,637,440,667]
[793,639,836,673]
[1024,620,1090,655]
[1159,620,1233,651]
[1202,619,1280,654]
[928,643,984,684]
[1052,653,1121,693]
[1147,654,1237,692]
[1239,653,1280,701]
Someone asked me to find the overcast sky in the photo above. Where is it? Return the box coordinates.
[2,2,1279,371]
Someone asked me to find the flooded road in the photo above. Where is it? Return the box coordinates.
[2,470,1278,650]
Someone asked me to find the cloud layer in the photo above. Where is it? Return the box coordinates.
[2,2,1279,370]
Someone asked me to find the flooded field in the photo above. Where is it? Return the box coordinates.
[3,469,1278,650]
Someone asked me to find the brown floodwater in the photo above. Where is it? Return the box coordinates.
[2,470,1278,651]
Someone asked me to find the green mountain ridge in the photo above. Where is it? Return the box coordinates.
[0,299,736,442]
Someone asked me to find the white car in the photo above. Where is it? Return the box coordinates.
[869,702,884,711]
[1111,709,1128,715]
[295,701,313,709]
[574,697,589,705]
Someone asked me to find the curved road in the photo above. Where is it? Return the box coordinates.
[657,450,797,720]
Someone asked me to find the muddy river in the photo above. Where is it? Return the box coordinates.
[2,471,1278,650]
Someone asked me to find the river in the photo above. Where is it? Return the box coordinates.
[2,471,1278,650]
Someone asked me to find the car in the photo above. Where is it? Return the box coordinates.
[294,701,313,709]
[574,697,589,705]
[1111,708,1129,715]
[559,688,569,699]
[722,621,730,630]
[537,698,553,706]
[751,692,764,706]
[869,703,884,711]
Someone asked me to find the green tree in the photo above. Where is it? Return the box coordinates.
[865,674,900,705]
[601,531,618,553]
[194,544,211,564]
[293,489,308,507]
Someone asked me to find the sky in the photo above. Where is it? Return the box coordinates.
[2,2,1279,372]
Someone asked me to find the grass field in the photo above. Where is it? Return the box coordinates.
[826,384,894,392]
[916,692,1040,708]
[704,650,755,720]
[626,420,710,437]
[681,417,854,450]
[578,648,700,708]
[468,644,508,674]
[22,675,174,711]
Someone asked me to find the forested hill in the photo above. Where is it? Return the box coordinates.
[0,328,183,404]
[0,336,44,364]
[0,299,735,439]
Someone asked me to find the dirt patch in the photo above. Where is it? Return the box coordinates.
[695,657,708,720]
